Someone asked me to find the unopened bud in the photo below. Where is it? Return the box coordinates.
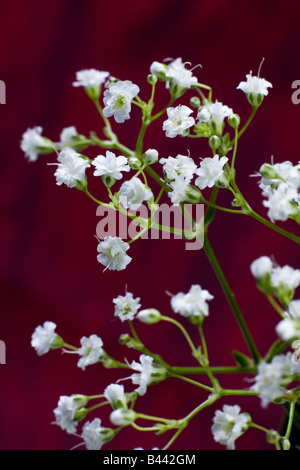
[128,157,142,169]
[137,309,162,325]
[228,114,240,129]
[190,96,201,108]
[142,149,159,165]
[209,135,221,152]
[259,163,279,180]
[147,74,158,85]
[110,409,137,427]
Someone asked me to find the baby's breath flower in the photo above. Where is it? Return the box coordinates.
[113,292,141,322]
[81,418,106,450]
[237,71,272,107]
[171,284,214,320]
[103,80,140,123]
[31,321,63,355]
[104,384,127,409]
[54,147,90,188]
[92,151,130,180]
[195,155,228,190]
[212,405,250,450]
[77,334,104,371]
[97,236,132,271]
[21,126,54,162]
[53,395,88,434]
[119,177,153,210]
[163,105,195,138]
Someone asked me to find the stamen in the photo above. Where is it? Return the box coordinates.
[257,58,265,78]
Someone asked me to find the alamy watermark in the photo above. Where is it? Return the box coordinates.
[291,80,300,105]
[0,80,6,104]
[96,203,205,251]
[0,340,6,364]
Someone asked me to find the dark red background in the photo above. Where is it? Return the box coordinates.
[2,0,300,450]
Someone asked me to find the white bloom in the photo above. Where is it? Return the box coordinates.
[260,161,300,189]
[128,354,155,396]
[21,126,52,162]
[250,256,272,280]
[72,69,109,87]
[77,334,104,371]
[160,154,197,183]
[276,301,300,341]
[103,80,140,123]
[286,299,300,319]
[195,155,228,190]
[82,418,104,450]
[212,405,250,450]
[163,105,195,138]
[92,151,130,180]
[113,292,141,322]
[97,236,132,271]
[237,71,272,98]
[171,284,214,318]
[150,61,168,77]
[54,147,90,188]
[31,321,59,355]
[119,177,153,210]
[165,58,198,89]
[168,178,191,206]
[104,383,127,409]
[250,355,291,408]
[59,126,78,146]
[271,264,300,291]
[262,183,298,222]
[198,100,233,135]
[110,409,136,426]
[53,395,87,434]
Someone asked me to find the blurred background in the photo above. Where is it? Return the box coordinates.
[1,0,300,450]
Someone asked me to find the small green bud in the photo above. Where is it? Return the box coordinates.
[137,308,162,325]
[228,114,240,129]
[142,149,159,165]
[208,135,221,152]
[282,438,291,450]
[74,407,89,422]
[190,96,201,108]
[259,163,279,180]
[128,156,142,169]
[266,429,280,444]
[147,74,158,85]
[184,185,203,204]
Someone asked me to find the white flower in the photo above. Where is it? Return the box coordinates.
[21,126,53,162]
[97,236,132,271]
[54,147,90,188]
[262,183,298,222]
[82,418,104,450]
[250,256,272,280]
[119,177,153,210]
[211,405,250,450]
[276,301,300,341]
[77,334,104,371]
[171,284,214,318]
[92,151,130,180]
[59,126,78,146]
[237,71,272,106]
[53,395,87,434]
[198,101,233,135]
[271,264,300,291]
[113,292,141,322]
[128,354,155,396]
[31,321,60,355]
[250,355,291,408]
[165,58,198,89]
[286,299,300,319]
[104,384,127,409]
[163,105,195,138]
[150,61,168,77]
[110,409,136,426]
[103,80,140,123]
[195,155,228,190]
[260,161,300,189]
[72,69,109,87]
[160,154,197,183]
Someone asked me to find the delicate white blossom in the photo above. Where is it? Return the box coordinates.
[92,151,130,180]
[163,105,195,138]
[171,284,214,318]
[21,126,53,162]
[165,57,198,89]
[198,101,233,135]
[113,292,141,322]
[59,126,78,146]
[119,177,153,210]
[250,256,273,280]
[195,155,228,190]
[250,355,292,408]
[72,69,109,88]
[31,321,60,356]
[262,183,298,222]
[128,354,155,396]
[81,418,105,450]
[276,300,300,341]
[237,71,272,106]
[212,405,250,450]
[271,264,300,291]
[104,383,127,409]
[103,80,140,123]
[53,395,87,434]
[54,147,90,188]
[167,179,191,206]
[97,236,132,271]
[160,154,197,183]
[77,334,104,371]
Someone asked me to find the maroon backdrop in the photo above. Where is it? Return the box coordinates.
[1,0,300,450]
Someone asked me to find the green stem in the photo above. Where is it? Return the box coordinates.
[249,210,300,245]
[169,374,214,393]
[203,237,261,364]
[284,400,296,441]
[160,316,199,359]
[266,293,286,318]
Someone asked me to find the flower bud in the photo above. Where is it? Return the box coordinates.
[259,163,279,180]
[209,135,221,152]
[228,114,240,129]
[110,409,136,427]
[137,308,162,325]
[147,74,158,85]
[190,96,201,108]
[142,149,159,165]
